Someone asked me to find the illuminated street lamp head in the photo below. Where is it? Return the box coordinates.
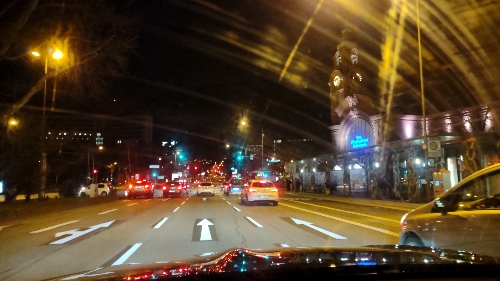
[98,146,104,150]
[8,118,18,126]
[52,49,63,60]
[31,51,40,57]
[241,121,246,125]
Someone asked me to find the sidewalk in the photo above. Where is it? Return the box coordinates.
[282,190,423,212]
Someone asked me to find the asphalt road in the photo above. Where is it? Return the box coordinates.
[0,189,416,281]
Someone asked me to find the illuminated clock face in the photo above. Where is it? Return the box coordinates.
[333,76,341,87]
[430,141,438,150]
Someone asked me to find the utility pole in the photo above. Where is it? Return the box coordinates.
[417,0,429,202]
[261,126,264,171]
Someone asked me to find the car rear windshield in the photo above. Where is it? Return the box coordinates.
[251,182,274,188]
[231,179,243,185]
[200,183,212,186]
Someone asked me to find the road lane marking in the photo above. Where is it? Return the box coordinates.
[61,267,113,280]
[245,217,263,228]
[181,201,185,205]
[111,243,142,266]
[144,199,151,201]
[98,209,118,215]
[280,202,399,237]
[127,203,138,206]
[198,219,214,241]
[288,201,399,223]
[173,207,180,212]
[121,200,130,202]
[154,217,169,229]
[161,198,171,201]
[0,225,12,230]
[281,244,290,247]
[51,221,115,244]
[291,218,347,239]
[185,198,189,201]
[233,207,241,212]
[30,220,79,233]
[226,201,231,205]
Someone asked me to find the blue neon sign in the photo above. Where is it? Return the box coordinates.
[350,135,369,149]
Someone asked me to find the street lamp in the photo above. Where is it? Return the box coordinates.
[32,48,63,199]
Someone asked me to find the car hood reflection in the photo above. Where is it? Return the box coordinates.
[54,245,500,280]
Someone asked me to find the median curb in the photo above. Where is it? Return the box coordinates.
[282,191,422,212]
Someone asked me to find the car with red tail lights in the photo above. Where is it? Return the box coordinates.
[241,180,279,206]
[163,181,184,198]
[125,180,154,199]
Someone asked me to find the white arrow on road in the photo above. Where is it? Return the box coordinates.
[291,218,347,240]
[197,219,214,241]
[51,220,115,245]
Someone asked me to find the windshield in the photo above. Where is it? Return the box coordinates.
[251,182,275,188]
[1,0,500,280]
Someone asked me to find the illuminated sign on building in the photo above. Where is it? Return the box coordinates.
[350,135,369,149]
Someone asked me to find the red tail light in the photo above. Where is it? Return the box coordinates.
[144,185,149,189]
[162,186,166,190]
[128,184,133,189]
[178,186,182,190]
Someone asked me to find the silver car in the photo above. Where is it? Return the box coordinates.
[197,181,215,196]
[241,180,279,206]
[399,163,500,257]
[225,178,244,196]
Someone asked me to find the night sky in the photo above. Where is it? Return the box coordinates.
[3,0,500,159]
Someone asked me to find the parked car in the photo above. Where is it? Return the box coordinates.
[79,183,111,197]
[399,163,500,257]
[197,181,215,196]
[241,180,279,206]
[163,181,183,198]
[125,180,154,199]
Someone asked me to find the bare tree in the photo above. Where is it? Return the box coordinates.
[0,0,139,121]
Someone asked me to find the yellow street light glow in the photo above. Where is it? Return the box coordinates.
[52,50,63,60]
[31,51,40,57]
[8,118,19,128]
[98,146,104,150]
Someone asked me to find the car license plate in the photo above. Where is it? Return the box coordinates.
[169,190,175,192]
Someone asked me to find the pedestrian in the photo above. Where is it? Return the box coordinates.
[330,178,337,196]
[295,178,301,192]
[286,179,291,191]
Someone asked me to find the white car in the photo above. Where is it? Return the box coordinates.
[79,183,111,197]
[197,182,215,196]
[399,163,500,257]
[241,180,279,206]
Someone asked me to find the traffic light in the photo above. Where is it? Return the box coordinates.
[152,171,157,177]
[93,169,97,174]
[195,166,198,170]
[237,155,243,161]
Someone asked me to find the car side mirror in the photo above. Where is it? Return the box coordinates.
[433,199,449,215]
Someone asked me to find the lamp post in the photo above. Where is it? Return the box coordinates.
[416,0,429,202]
[31,49,63,199]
